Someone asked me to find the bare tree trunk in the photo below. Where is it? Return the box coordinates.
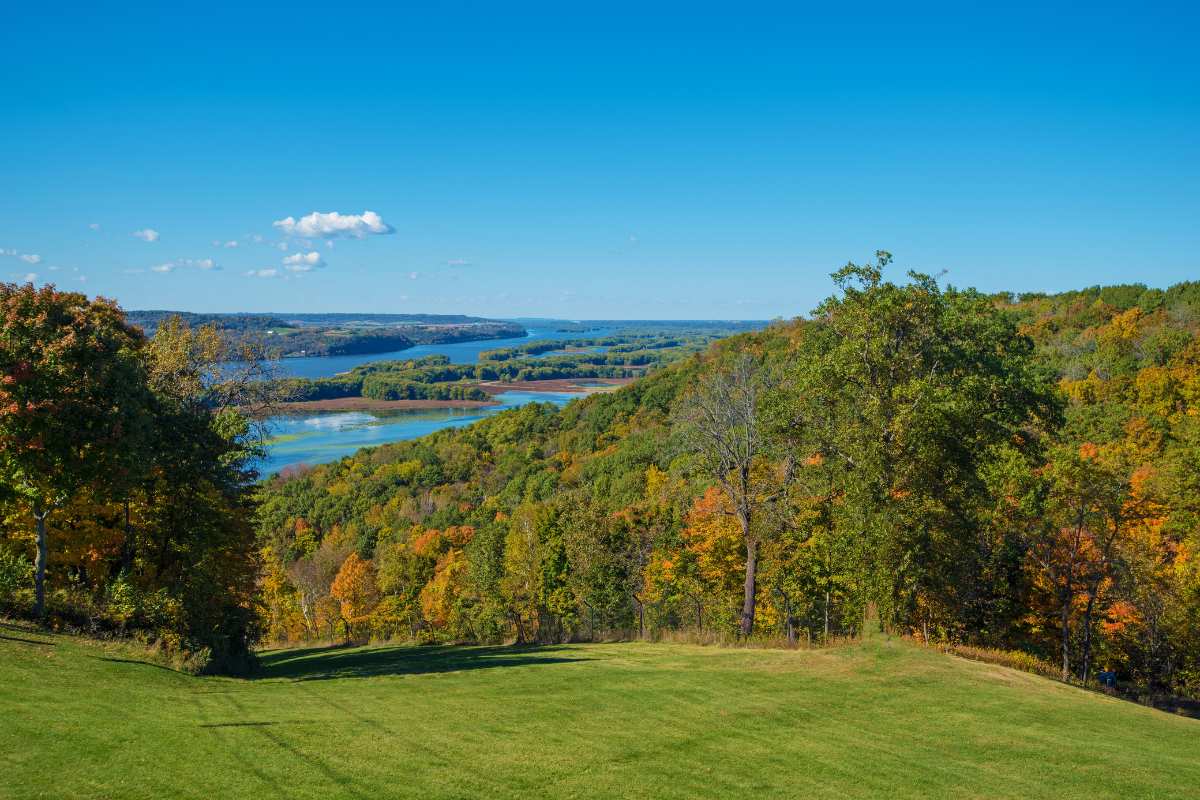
[33,507,49,618]
[120,499,134,574]
[1080,588,1098,685]
[824,589,831,642]
[740,537,758,638]
[1060,592,1072,682]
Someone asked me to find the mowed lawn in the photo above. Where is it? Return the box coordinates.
[2,624,1197,800]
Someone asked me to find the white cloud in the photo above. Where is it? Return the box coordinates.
[224,240,239,248]
[408,271,419,280]
[282,251,324,272]
[21,272,37,283]
[446,258,471,267]
[251,234,264,244]
[246,268,280,278]
[276,241,289,251]
[0,249,14,256]
[150,258,217,274]
[89,223,101,231]
[19,254,41,264]
[132,228,160,242]
[273,210,393,239]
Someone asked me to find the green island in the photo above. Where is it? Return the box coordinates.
[273,327,738,404]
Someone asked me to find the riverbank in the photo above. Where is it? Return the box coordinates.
[476,377,634,394]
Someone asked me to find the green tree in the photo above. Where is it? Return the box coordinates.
[779,252,1059,631]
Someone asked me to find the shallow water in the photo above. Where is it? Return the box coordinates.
[258,390,582,475]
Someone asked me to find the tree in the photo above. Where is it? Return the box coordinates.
[1031,443,1129,682]
[0,283,151,616]
[330,552,380,639]
[675,353,785,636]
[780,252,1059,631]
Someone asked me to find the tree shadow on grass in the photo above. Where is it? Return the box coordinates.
[0,633,54,646]
[257,643,590,682]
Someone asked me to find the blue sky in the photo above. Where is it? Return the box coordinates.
[2,2,1197,319]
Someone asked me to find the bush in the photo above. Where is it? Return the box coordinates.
[0,546,32,604]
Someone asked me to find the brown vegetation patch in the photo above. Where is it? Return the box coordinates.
[475,377,635,395]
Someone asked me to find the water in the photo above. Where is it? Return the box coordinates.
[258,390,583,476]
[273,327,612,379]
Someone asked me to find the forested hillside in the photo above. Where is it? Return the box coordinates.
[255,256,1200,699]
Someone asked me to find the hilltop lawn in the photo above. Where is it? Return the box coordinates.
[1,625,1196,800]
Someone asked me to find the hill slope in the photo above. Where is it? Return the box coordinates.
[1,626,1196,799]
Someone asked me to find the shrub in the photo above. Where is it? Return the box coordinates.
[0,546,32,604]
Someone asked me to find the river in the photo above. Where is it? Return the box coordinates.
[260,390,583,476]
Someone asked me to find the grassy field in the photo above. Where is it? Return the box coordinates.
[2,624,1197,800]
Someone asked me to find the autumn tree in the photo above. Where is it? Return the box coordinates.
[675,353,785,637]
[330,552,380,640]
[0,283,152,616]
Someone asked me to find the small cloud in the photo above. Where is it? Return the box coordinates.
[273,210,393,239]
[408,271,419,280]
[282,251,324,272]
[276,241,289,251]
[77,275,87,283]
[224,240,238,248]
[446,258,471,267]
[325,240,334,249]
[149,257,217,275]
[48,265,61,271]
[89,223,101,231]
[246,268,280,278]
[122,268,145,274]
[132,228,160,242]
[19,254,41,264]
[251,234,264,244]
[21,272,38,283]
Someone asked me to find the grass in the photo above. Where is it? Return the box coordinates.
[2,624,1198,799]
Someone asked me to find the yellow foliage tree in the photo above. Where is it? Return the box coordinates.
[330,552,380,640]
